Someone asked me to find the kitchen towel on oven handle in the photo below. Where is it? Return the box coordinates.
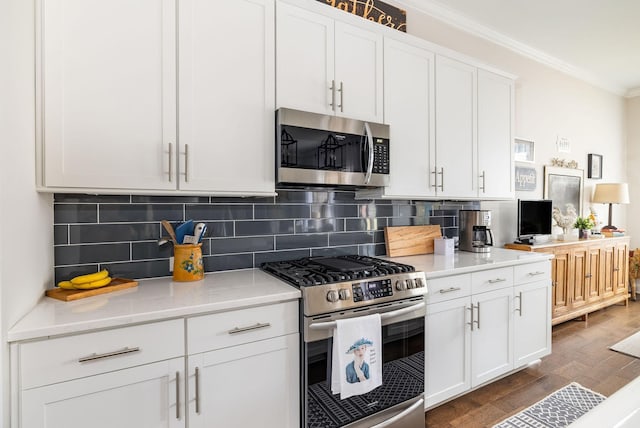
[331,314,382,399]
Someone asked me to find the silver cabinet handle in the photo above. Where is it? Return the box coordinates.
[585,273,592,279]
[338,81,344,112]
[614,267,620,272]
[175,371,180,420]
[528,271,546,276]
[515,291,523,316]
[168,142,173,182]
[431,169,438,189]
[228,322,271,335]
[363,122,374,184]
[488,278,507,284]
[467,305,474,331]
[329,80,336,110]
[370,398,424,428]
[78,346,140,363]
[480,171,486,193]
[184,144,190,182]
[195,366,200,414]
[475,302,481,329]
[439,287,461,294]
[309,302,425,330]
[438,167,444,190]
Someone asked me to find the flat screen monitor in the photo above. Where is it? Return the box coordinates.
[518,199,552,238]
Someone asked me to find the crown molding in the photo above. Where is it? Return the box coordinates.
[626,88,640,98]
[394,0,626,96]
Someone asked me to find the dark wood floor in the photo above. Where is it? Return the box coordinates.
[425,299,640,427]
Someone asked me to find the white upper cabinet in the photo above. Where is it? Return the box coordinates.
[37,0,275,196]
[276,2,383,123]
[477,69,514,199]
[178,0,275,194]
[38,0,177,191]
[362,37,435,199]
[434,55,478,199]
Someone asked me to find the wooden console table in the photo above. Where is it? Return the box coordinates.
[505,236,630,325]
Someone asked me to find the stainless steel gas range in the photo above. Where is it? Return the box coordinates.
[261,255,428,428]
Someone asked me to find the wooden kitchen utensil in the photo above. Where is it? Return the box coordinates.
[384,225,442,257]
[161,220,178,244]
[46,278,138,301]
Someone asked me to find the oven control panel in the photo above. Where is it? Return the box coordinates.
[352,279,393,302]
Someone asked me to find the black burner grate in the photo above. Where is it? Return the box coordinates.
[260,255,415,287]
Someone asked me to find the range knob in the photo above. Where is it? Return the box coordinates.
[415,277,424,288]
[406,278,416,289]
[395,280,407,291]
[326,290,339,303]
[339,288,351,300]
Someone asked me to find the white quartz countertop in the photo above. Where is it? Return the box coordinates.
[8,269,301,342]
[9,248,551,343]
[388,247,553,279]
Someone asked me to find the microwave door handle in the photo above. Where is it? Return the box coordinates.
[308,302,426,330]
[363,122,374,184]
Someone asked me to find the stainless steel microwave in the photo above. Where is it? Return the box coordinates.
[276,108,390,188]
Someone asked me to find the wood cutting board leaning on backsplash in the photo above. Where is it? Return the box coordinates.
[384,225,442,257]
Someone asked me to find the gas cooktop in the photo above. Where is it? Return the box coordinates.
[261,255,427,316]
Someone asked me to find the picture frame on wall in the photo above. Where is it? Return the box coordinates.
[514,138,535,163]
[544,166,584,216]
[587,153,603,179]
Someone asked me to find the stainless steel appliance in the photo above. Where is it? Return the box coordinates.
[276,108,390,188]
[459,210,494,253]
[261,255,427,428]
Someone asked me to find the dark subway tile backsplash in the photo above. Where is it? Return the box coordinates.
[53,191,479,282]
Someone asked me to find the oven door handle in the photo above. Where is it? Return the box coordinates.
[309,302,426,330]
[370,398,424,428]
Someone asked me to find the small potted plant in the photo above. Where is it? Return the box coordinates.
[574,216,595,239]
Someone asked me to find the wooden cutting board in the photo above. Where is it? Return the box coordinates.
[45,278,138,301]
[384,225,442,257]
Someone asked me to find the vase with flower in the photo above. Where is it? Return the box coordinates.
[574,216,594,239]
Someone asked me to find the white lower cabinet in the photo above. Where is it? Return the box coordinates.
[22,358,185,428]
[187,335,299,427]
[426,262,551,409]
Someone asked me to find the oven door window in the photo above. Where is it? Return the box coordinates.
[305,317,424,428]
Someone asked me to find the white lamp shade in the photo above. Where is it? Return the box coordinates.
[592,183,630,204]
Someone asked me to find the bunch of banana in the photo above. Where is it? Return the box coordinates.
[58,269,112,290]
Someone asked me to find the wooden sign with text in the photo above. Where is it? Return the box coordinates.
[317,0,407,32]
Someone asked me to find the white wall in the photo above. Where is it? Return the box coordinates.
[1,0,55,425]
[627,96,640,249]
[394,4,628,246]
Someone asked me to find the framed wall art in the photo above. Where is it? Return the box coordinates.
[587,153,602,179]
[514,138,535,163]
[544,166,584,216]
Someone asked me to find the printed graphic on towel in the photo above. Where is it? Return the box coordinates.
[345,337,375,383]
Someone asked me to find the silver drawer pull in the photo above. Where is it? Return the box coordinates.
[228,322,271,335]
[528,271,546,276]
[78,346,140,363]
[488,278,507,284]
[439,287,461,294]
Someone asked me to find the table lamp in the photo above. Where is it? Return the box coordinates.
[592,183,630,231]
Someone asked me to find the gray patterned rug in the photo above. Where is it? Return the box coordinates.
[493,383,606,428]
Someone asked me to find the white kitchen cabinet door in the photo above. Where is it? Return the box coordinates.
[514,281,552,368]
[179,0,275,195]
[21,358,184,428]
[276,2,335,116]
[434,56,477,198]
[381,38,435,199]
[425,296,471,408]
[333,22,383,122]
[471,287,514,387]
[276,3,383,123]
[477,69,514,199]
[188,334,299,428]
[38,0,176,191]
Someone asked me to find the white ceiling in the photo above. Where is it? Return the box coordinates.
[397,0,640,97]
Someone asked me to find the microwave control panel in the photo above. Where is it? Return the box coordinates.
[372,139,390,174]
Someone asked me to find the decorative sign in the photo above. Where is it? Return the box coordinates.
[317,0,407,32]
[556,136,571,153]
[515,166,537,191]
